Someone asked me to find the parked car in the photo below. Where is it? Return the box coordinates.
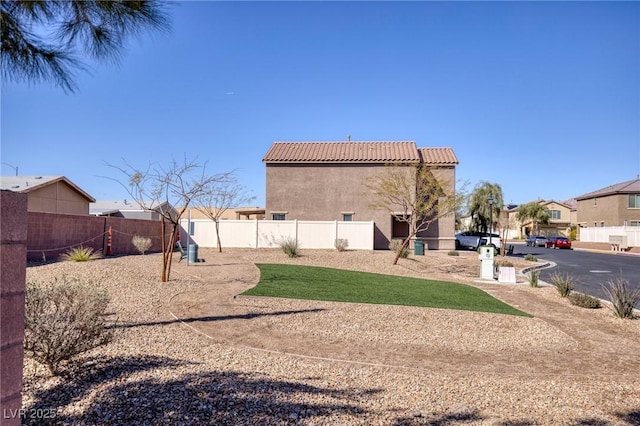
[526,235,548,247]
[456,231,502,250]
[545,236,572,249]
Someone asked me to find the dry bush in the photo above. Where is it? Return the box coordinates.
[601,277,640,319]
[132,234,153,254]
[550,271,575,297]
[24,277,114,375]
[280,238,299,258]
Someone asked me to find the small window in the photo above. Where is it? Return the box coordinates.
[189,222,195,236]
[629,194,640,208]
[271,213,286,220]
[342,213,353,222]
[547,210,561,220]
[594,198,597,206]
[630,221,640,226]
[600,221,605,227]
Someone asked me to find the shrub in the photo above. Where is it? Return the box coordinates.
[550,271,575,298]
[24,277,114,375]
[132,235,152,255]
[334,238,349,252]
[280,237,299,258]
[447,250,459,256]
[524,254,537,262]
[568,292,601,309]
[60,246,102,262]
[601,277,640,319]
[494,260,514,268]
[389,239,409,258]
[527,269,539,288]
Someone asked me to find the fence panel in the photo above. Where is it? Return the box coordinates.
[579,226,640,247]
[179,219,374,250]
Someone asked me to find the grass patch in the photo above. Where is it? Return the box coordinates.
[244,264,531,317]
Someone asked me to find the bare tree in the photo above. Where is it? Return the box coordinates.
[367,164,465,265]
[108,156,226,282]
[192,172,255,252]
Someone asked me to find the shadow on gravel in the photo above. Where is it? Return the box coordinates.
[108,308,327,330]
[23,354,376,425]
[394,409,484,425]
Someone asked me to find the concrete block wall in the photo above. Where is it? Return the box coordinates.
[1,190,27,425]
[26,213,170,261]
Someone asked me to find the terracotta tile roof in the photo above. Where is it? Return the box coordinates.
[263,141,421,163]
[417,147,459,165]
[575,178,640,200]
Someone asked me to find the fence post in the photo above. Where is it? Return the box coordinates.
[254,219,259,248]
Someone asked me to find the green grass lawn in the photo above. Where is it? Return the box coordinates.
[242,264,531,317]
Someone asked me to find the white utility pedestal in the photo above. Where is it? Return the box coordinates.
[478,246,495,280]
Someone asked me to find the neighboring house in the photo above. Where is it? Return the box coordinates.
[575,178,640,228]
[0,175,95,215]
[183,206,265,221]
[263,141,458,250]
[91,199,178,221]
[507,199,574,238]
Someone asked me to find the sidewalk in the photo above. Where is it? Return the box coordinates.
[571,241,640,256]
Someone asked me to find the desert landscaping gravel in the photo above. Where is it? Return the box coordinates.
[23,248,640,425]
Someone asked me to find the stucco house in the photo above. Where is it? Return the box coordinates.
[263,141,458,250]
[507,199,575,238]
[0,175,95,215]
[575,178,640,227]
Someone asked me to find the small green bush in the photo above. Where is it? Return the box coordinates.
[280,238,299,258]
[389,239,409,258]
[24,277,114,375]
[447,250,459,256]
[334,238,349,252]
[601,277,640,319]
[61,246,102,262]
[568,292,601,309]
[550,271,575,298]
[524,254,537,262]
[132,235,152,255]
[527,269,540,288]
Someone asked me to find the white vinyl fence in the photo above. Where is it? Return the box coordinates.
[179,219,375,250]
[579,226,640,247]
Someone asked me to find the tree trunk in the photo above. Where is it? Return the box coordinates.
[161,218,167,282]
[392,236,412,265]
[215,220,222,253]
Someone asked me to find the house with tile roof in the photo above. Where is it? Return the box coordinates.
[0,175,95,215]
[263,141,459,250]
[575,178,640,227]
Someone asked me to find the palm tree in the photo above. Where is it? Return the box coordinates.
[1,0,170,92]
[468,181,503,234]
[516,202,550,236]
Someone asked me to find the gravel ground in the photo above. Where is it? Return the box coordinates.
[23,248,640,425]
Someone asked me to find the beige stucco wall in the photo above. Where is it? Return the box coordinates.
[265,164,456,250]
[27,181,90,215]
[577,194,640,226]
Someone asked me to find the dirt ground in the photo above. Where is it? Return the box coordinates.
[168,246,640,377]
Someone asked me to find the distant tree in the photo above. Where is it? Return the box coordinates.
[468,182,503,234]
[516,202,550,237]
[192,172,255,253]
[1,0,170,92]
[367,164,465,265]
[108,157,228,282]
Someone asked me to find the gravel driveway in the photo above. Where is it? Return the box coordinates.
[23,248,640,425]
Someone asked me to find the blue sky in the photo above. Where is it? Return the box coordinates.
[2,1,639,208]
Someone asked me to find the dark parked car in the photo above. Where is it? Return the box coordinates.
[526,235,548,247]
[545,236,572,249]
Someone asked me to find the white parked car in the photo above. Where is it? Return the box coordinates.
[455,231,502,250]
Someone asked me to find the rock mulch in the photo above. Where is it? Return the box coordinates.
[22,248,640,425]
